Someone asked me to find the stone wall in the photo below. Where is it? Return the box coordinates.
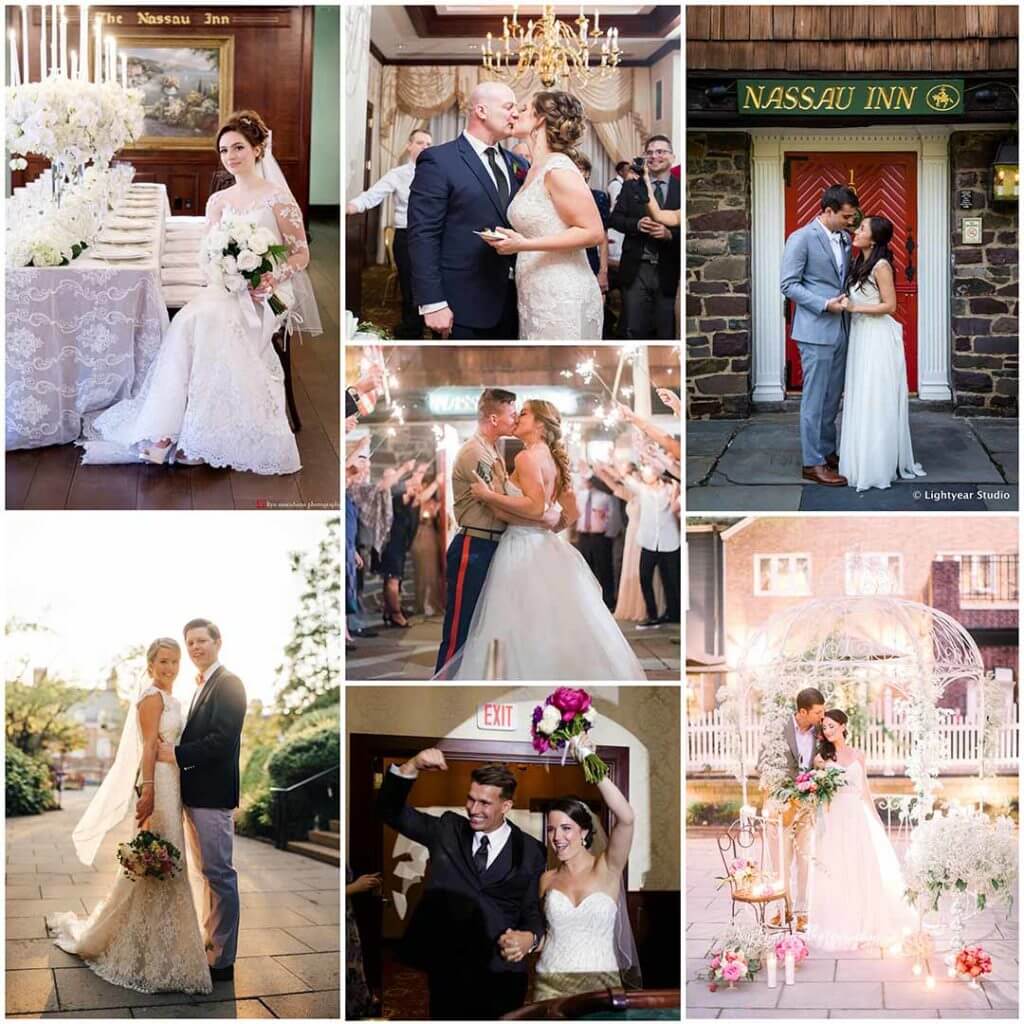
[686,132,752,418]
[950,131,1019,417]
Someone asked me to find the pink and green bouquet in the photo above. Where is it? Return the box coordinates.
[775,934,809,965]
[531,687,607,783]
[700,922,771,991]
[954,945,993,981]
[715,856,760,892]
[774,765,847,808]
[116,830,182,882]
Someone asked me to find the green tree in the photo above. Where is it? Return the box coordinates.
[5,677,88,756]
[275,517,341,718]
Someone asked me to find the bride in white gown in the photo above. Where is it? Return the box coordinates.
[807,710,918,950]
[443,399,645,680]
[838,215,926,492]
[47,638,211,994]
[482,91,604,340]
[81,109,322,474]
[500,738,639,1000]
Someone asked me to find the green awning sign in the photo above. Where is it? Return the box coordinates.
[738,79,964,116]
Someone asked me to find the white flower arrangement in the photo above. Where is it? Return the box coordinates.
[6,79,144,169]
[200,211,289,312]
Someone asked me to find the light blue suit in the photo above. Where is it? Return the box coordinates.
[780,219,851,466]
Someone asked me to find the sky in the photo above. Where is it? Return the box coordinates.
[4,512,336,707]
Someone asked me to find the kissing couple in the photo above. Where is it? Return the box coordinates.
[782,184,926,492]
[759,687,917,948]
[434,387,645,680]
[408,82,605,341]
[47,620,246,993]
[379,739,638,1018]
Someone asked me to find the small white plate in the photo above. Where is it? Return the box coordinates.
[97,232,151,245]
[90,247,150,261]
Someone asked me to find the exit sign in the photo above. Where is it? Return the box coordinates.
[477,702,517,731]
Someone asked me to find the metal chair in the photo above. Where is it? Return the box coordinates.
[716,816,792,934]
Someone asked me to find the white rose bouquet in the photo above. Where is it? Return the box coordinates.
[200,210,290,314]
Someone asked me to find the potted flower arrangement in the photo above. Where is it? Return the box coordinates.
[954,945,993,988]
[700,921,771,992]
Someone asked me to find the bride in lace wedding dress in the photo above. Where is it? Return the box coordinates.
[483,91,604,340]
[47,639,212,994]
[81,109,322,475]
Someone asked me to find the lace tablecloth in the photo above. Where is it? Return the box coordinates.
[5,185,172,450]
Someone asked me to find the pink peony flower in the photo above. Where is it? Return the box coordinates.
[710,956,721,970]
[550,687,592,716]
[721,962,742,982]
[796,779,813,792]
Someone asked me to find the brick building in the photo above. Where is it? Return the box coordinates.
[686,515,1018,715]
[686,5,1019,419]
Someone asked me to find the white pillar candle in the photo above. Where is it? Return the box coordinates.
[69,47,77,81]
[20,4,28,84]
[60,7,67,77]
[78,4,87,80]
[120,50,125,89]
[50,2,58,77]
[766,952,777,988]
[785,950,795,984]
[9,30,20,86]
[92,14,101,83]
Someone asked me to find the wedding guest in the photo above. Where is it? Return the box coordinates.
[410,471,445,616]
[346,866,381,1018]
[575,470,616,609]
[346,129,433,339]
[345,365,384,419]
[380,460,427,628]
[617,391,682,461]
[627,465,680,628]
[609,135,680,340]
[606,160,636,210]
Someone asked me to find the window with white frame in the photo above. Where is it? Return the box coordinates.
[754,554,811,596]
[936,552,1019,604]
[845,552,903,595]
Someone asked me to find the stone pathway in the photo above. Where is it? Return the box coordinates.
[345,612,680,680]
[7,789,339,1018]
[686,833,1018,1018]
[687,410,1018,511]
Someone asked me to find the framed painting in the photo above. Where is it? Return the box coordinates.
[119,35,235,149]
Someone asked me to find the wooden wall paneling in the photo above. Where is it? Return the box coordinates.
[10,6,318,221]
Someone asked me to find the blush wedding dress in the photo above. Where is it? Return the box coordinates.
[806,757,918,950]
[508,153,603,341]
[838,261,926,492]
[47,686,212,994]
[442,480,646,680]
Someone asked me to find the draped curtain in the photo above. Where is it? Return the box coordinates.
[371,64,649,262]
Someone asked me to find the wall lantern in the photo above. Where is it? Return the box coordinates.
[992,136,1019,203]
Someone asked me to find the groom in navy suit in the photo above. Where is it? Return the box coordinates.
[407,81,525,340]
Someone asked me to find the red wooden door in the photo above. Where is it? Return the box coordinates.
[784,152,918,392]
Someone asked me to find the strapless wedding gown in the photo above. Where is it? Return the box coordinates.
[48,687,212,994]
[444,483,646,680]
[81,191,301,474]
[806,758,917,950]
[533,889,621,1001]
[838,265,926,491]
[508,153,603,340]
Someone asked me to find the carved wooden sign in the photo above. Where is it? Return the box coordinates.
[739,79,964,117]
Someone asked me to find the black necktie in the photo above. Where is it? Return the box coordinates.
[485,148,510,210]
[473,834,490,874]
[653,179,665,208]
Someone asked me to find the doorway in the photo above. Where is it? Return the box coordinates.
[783,151,919,392]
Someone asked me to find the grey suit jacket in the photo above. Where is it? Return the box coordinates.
[780,219,851,346]
[782,715,819,775]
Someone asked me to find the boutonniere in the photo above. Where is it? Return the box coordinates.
[513,164,527,183]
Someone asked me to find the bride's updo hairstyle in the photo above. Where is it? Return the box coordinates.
[847,214,895,291]
[547,798,595,850]
[216,109,270,162]
[818,708,848,762]
[532,90,586,164]
[146,637,180,663]
[523,399,571,496]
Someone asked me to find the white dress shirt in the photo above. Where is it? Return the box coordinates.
[575,485,612,534]
[815,216,846,278]
[348,162,416,229]
[622,477,680,552]
[187,660,221,722]
[472,819,512,869]
[607,175,624,210]
[793,715,815,769]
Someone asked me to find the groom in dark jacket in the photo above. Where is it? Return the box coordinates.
[378,748,546,1019]
[407,81,524,341]
[157,617,246,982]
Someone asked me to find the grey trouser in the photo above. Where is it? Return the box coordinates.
[624,261,676,340]
[797,337,848,466]
[184,806,239,968]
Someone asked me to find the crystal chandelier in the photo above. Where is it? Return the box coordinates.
[481,4,621,88]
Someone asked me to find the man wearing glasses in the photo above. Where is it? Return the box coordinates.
[608,135,680,340]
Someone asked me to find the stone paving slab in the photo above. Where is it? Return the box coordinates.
[261,990,341,1017]
[130,999,275,1018]
[884,980,993,1011]
[7,941,81,970]
[10,1009,133,1018]
[6,969,60,1015]
[687,481,804,511]
[236,929,315,958]
[281,925,339,953]
[777,981,884,1010]
[192,958,311,1002]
